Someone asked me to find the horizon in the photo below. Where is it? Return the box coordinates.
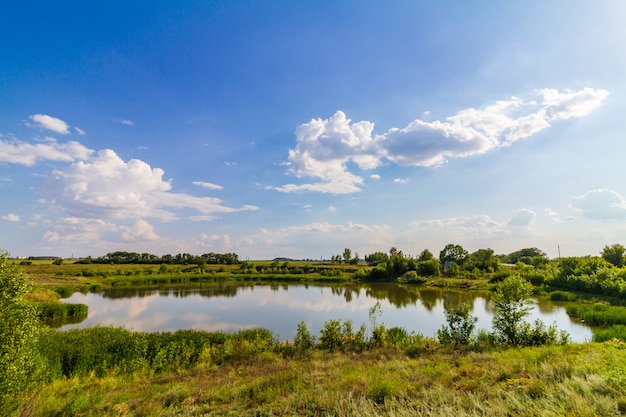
[2,2,625,260]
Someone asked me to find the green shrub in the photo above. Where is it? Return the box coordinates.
[294,321,315,351]
[437,302,477,345]
[549,291,578,301]
[0,253,41,414]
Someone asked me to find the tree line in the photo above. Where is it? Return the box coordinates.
[76,251,240,265]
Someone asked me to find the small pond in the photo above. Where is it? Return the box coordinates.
[61,282,593,342]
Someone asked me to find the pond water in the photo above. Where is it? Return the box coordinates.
[61,282,593,342]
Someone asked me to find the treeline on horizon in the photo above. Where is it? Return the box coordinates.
[74,251,240,265]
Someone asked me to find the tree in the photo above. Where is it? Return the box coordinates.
[439,244,468,267]
[601,244,625,268]
[500,247,547,265]
[465,248,499,272]
[342,248,352,264]
[417,249,434,262]
[491,275,533,345]
[365,252,389,266]
[437,303,478,345]
[0,252,41,413]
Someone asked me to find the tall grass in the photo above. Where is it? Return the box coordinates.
[567,302,626,326]
[23,342,626,417]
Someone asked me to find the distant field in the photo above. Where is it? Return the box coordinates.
[15,259,363,292]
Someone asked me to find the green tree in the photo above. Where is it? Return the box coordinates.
[491,275,533,345]
[342,248,352,264]
[417,249,434,262]
[0,252,41,414]
[601,243,625,267]
[500,247,547,265]
[364,251,389,266]
[465,248,499,272]
[439,244,468,267]
[437,303,477,345]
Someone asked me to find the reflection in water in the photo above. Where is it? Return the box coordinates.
[62,282,593,342]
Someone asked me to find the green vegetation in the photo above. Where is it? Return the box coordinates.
[8,243,626,415]
[0,252,41,415]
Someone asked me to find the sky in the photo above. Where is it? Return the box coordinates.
[1,1,625,260]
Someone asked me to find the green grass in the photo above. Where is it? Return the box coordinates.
[20,341,626,416]
[567,302,626,326]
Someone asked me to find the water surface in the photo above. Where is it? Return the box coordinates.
[62,282,592,342]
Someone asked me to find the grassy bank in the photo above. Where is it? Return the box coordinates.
[22,340,626,416]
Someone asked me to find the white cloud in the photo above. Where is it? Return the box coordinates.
[571,189,626,220]
[0,137,94,166]
[273,87,609,194]
[27,114,70,134]
[192,181,224,190]
[393,178,408,184]
[1,213,19,222]
[120,219,159,241]
[544,207,563,223]
[75,127,85,135]
[119,119,135,126]
[540,88,611,121]
[328,206,336,212]
[411,215,508,237]
[39,149,257,243]
[370,174,380,180]
[189,215,218,222]
[508,208,536,227]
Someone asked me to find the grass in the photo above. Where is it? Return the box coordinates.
[567,302,626,327]
[20,341,626,416]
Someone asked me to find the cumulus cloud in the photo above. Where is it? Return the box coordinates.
[118,119,135,126]
[272,87,609,194]
[1,213,19,222]
[192,181,224,190]
[411,215,507,237]
[571,189,626,220]
[44,149,257,222]
[27,114,70,134]
[508,208,536,227]
[120,219,159,241]
[0,137,94,166]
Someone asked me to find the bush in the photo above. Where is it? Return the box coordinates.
[294,321,315,351]
[0,253,41,414]
[437,302,477,345]
[549,291,578,301]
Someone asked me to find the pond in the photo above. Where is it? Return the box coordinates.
[61,282,593,342]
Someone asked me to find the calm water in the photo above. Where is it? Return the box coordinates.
[61,282,593,342]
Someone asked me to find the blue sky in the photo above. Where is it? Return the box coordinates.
[1,1,625,260]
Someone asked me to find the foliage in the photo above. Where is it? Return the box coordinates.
[465,248,499,272]
[567,302,626,327]
[437,302,477,345]
[0,252,41,414]
[364,251,389,266]
[601,243,626,267]
[499,247,548,265]
[439,243,468,267]
[491,275,534,345]
[294,321,315,351]
[549,290,578,301]
[593,325,626,342]
[417,249,434,261]
[35,302,88,321]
